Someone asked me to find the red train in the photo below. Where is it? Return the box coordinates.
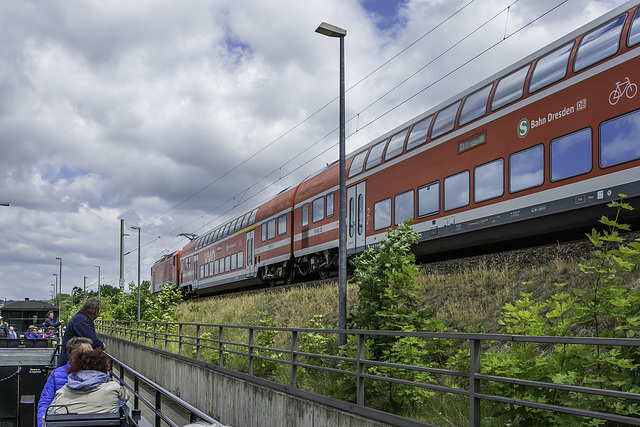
[152,0,640,297]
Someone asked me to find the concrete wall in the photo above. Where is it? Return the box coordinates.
[103,336,394,427]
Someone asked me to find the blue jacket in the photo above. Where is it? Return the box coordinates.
[37,364,69,427]
[57,312,103,367]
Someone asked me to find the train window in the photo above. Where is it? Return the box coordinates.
[301,203,309,227]
[326,193,334,218]
[200,265,205,279]
[238,251,244,269]
[417,181,440,217]
[459,83,493,126]
[405,115,433,151]
[204,263,209,277]
[234,217,243,232]
[431,100,461,139]
[349,197,354,237]
[225,256,231,272]
[529,42,573,93]
[600,109,640,167]
[223,223,231,238]
[278,214,287,236]
[229,219,238,235]
[249,208,259,225]
[509,144,544,193]
[374,198,391,231]
[550,128,592,182]
[366,141,386,170]
[394,190,414,225]
[241,213,250,229]
[214,228,222,242]
[491,65,529,111]
[385,128,409,161]
[574,14,626,72]
[231,254,237,271]
[267,218,276,240]
[261,223,267,242]
[214,260,219,275]
[348,151,367,178]
[444,170,470,211]
[312,197,324,223]
[474,159,504,203]
[629,7,640,46]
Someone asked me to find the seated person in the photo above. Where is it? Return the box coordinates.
[8,326,17,339]
[48,349,130,415]
[28,326,42,339]
[37,337,93,427]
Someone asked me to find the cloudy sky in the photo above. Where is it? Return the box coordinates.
[0,0,631,302]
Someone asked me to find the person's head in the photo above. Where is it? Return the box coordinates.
[80,297,101,320]
[9,326,14,331]
[68,349,111,375]
[66,337,93,357]
[47,311,54,319]
[31,326,38,333]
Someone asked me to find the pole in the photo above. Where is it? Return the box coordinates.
[131,226,141,322]
[56,257,63,313]
[95,265,101,298]
[83,276,88,301]
[337,34,347,348]
[120,219,125,291]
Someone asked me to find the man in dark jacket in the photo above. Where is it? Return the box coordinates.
[57,298,105,367]
[37,337,93,427]
[0,316,8,338]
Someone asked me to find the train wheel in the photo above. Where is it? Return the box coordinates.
[284,267,296,285]
[318,266,328,280]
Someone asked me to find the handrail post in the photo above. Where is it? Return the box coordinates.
[218,327,224,366]
[179,324,183,356]
[248,328,254,377]
[137,321,141,344]
[196,325,201,361]
[291,331,298,388]
[153,323,158,349]
[155,389,162,427]
[470,338,481,427]
[357,332,365,406]
[165,323,169,352]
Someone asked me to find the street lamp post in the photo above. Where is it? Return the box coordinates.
[53,274,58,311]
[94,264,101,298]
[56,257,63,312]
[315,21,347,348]
[83,276,88,301]
[131,226,141,322]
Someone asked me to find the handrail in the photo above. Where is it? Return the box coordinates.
[97,319,640,427]
[107,352,227,427]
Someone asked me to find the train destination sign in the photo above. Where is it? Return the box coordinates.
[458,133,486,153]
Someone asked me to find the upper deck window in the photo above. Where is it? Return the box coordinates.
[459,83,493,126]
[249,208,258,225]
[241,213,250,229]
[491,65,529,111]
[365,141,386,170]
[348,151,367,178]
[628,7,640,46]
[574,14,626,72]
[430,101,461,139]
[385,128,409,161]
[405,116,432,151]
[529,42,573,93]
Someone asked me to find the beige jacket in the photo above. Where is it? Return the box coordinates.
[49,379,131,415]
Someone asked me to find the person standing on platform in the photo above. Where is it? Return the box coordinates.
[37,337,93,427]
[44,311,64,337]
[0,316,8,338]
[8,326,17,339]
[57,298,105,367]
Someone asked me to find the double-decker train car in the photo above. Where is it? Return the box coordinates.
[153,0,640,297]
[150,250,181,293]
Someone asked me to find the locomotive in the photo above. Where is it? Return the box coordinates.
[153,0,640,297]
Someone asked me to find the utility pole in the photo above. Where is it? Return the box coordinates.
[119,219,125,291]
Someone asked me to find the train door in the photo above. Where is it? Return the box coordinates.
[347,181,366,253]
[246,230,256,277]
[193,255,199,289]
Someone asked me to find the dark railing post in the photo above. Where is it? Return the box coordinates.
[195,325,201,361]
[165,323,169,352]
[155,389,162,427]
[470,338,481,427]
[248,328,254,377]
[134,375,140,410]
[218,327,224,366]
[179,324,183,356]
[291,331,298,388]
[153,323,157,349]
[357,332,365,406]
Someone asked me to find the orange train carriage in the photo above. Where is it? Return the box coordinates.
[153,0,640,297]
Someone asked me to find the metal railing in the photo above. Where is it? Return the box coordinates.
[108,352,227,427]
[97,320,640,427]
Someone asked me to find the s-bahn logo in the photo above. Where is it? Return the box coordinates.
[517,118,529,138]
